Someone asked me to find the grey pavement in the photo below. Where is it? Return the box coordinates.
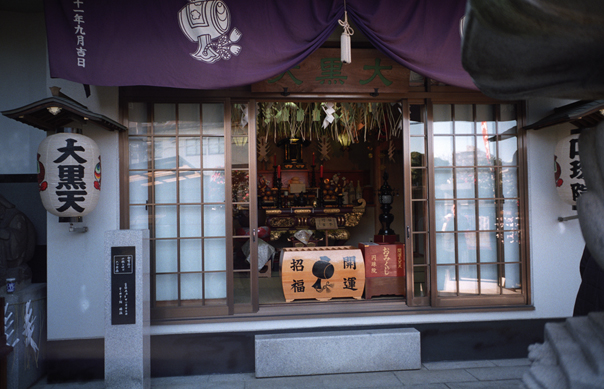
[30,358,530,388]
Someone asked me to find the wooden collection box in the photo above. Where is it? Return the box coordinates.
[280,246,365,302]
[359,242,405,299]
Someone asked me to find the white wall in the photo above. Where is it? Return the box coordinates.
[44,81,120,340]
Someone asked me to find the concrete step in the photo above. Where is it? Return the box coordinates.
[255,328,420,378]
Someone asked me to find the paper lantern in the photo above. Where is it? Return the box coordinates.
[554,133,586,205]
[37,130,101,218]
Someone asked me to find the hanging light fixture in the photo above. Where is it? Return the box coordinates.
[339,0,354,64]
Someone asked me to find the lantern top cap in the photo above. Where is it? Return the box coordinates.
[1,90,127,133]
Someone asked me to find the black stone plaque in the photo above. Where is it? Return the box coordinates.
[111,246,136,325]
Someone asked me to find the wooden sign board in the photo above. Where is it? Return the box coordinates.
[280,246,365,302]
[315,217,337,230]
[252,48,410,94]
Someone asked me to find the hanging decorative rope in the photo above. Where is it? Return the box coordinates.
[338,0,354,64]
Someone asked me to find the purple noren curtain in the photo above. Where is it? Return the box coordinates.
[44,0,475,90]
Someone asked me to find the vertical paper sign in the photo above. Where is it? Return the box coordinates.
[111,246,136,325]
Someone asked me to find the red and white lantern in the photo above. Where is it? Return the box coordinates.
[37,130,101,218]
[554,133,586,205]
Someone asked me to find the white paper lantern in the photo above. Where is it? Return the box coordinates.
[554,133,586,205]
[37,130,101,218]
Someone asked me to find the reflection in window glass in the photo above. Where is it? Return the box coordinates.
[178,103,200,135]
[433,105,452,134]
[154,104,176,134]
[202,103,225,136]
[433,137,453,166]
[128,103,149,135]
[454,104,473,134]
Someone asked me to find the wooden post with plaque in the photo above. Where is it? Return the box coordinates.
[280,246,365,302]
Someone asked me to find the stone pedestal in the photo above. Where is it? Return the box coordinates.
[104,230,150,389]
[1,283,47,389]
[523,312,604,388]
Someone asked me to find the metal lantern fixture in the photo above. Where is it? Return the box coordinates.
[37,128,101,223]
[554,133,586,206]
[377,172,395,235]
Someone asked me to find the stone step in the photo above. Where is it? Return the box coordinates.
[255,328,420,378]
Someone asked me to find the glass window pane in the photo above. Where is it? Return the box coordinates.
[477,168,496,198]
[434,168,453,199]
[204,272,227,299]
[479,232,498,263]
[437,265,457,295]
[154,137,176,169]
[181,273,203,300]
[480,264,500,294]
[502,167,518,198]
[412,233,428,264]
[504,231,520,263]
[500,135,519,165]
[232,138,249,167]
[180,205,201,237]
[414,267,428,296]
[476,105,496,134]
[455,136,475,166]
[433,137,453,166]
[156,274,178,301]
[205,238,227,271]
[128,102,149,135]
[181,239,202,272]
[477,134,497,166]
[436,200,455,231]
[235,272,252,304]
[203,137,225,169]
[433,105,452,134]
[478,200,496,230]
[202,103,225,136]
[154,104,176,134]
[458,233,477,263]
[454,104,473,134]
[179,171,201,203]
[232,170,250,203]
[204,205,226,237]
[129,137,150,167]
[410,138,425,166]
[129,205,149,230]
[455,168,475,199]
[503,263,521,290]
[154,171,177,203]
[155,205,177,238]
[436,233,455,264]
[500,104,517,128]
[178,103,200,135]
[410,122,424,136]
[155,239,177,273]
[457,200,476,230]
[411,169,426,199]
[503,200,519,231]
[204,171,225,202]
[129,171,149,204]
[179,137,201,169]
[412,200,427,232]
[459,265,478,294]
